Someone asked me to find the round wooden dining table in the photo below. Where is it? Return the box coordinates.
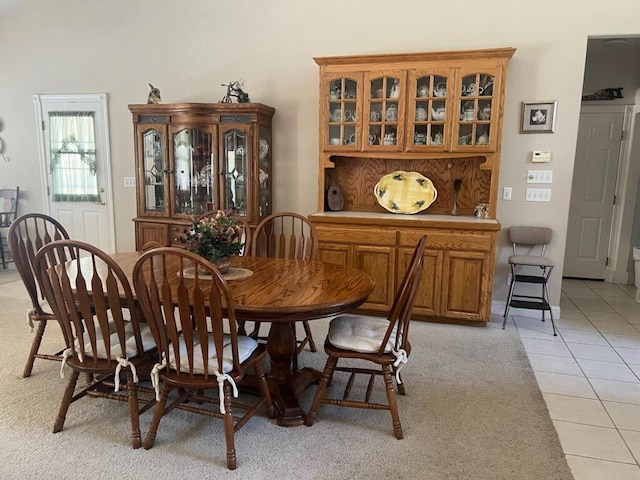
[107,252,376,426]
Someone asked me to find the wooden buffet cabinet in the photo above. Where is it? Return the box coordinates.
[308,48,515,326]
[129,103,275,250]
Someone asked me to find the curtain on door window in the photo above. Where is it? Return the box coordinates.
[49,111,99,202]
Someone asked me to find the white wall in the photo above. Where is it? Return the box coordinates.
[2,0,640,308]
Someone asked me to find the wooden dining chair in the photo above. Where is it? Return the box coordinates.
[132,247,274,470]
[8,213,72,377]
[305,235,427,439]
[249,212,318,363]
[34,239,157,448]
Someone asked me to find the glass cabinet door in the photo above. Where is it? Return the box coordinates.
[408,71,451,149]
[257,125,271,219]
[221,125,251,216]
[365,72,405,150]
[140,126,168,215]
[454,71,497,149]
[326,75,360,149]
[172,127,215,216]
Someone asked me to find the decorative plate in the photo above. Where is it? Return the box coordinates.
[373,171,437,214]
[259,138,269,160]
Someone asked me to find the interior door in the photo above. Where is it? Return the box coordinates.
[563,109,623,279]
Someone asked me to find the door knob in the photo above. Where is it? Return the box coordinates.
[96,201,106,206]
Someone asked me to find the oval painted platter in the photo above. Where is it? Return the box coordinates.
[373,171,437,214]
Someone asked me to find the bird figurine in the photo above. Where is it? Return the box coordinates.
[147,83,161,104]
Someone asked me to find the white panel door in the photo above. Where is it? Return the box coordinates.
[563,110,623,279]
[34,94,115,253]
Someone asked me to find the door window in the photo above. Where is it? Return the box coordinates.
[48,111,99,202]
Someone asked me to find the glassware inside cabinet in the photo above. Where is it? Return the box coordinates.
[258,126,271,218]
[457,123,490,146]
[327,77,358,147]
[457,72,495,147]
[413,75,448,146]
[142,128,165,212]
[461,73,494,97]
[173,128,214,215]
[369,75,400,147]
[223,129,248,216]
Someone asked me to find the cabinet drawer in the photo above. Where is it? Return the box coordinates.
[400,230,493,252]
[169,223,189,246]
[316,225,396,246]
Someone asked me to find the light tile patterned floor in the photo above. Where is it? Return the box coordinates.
[499,279,640,480]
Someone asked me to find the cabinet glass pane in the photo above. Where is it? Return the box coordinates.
[413,75,448,146]
[458,73,494,147]
[223,129,248,215]
[369,76,400,146]
[328,77,358,146]
[142,128,165,212]
[173,128,214,215]
[258,126,271,218]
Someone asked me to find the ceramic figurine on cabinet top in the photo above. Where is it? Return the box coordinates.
[147,84,161,104]
[220,80,250,103]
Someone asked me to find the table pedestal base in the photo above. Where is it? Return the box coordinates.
[268,367,321,426]
[267,322,321,426]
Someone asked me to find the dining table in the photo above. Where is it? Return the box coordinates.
[87,252,375,426]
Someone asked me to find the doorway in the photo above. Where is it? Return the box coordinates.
[564,37,640,284]
[33,94,116,253]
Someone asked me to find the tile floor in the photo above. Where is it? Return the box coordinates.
[499,279,640,480]
[2,267,639,479]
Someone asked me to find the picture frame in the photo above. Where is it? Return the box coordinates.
[520,101,557,133]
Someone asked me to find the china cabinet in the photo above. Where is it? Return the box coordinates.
[129,103,274,250]
[310,48,515,325]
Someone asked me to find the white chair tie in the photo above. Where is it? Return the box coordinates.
[391,347,408,384]
[114,357,139,392]
[59,348,72,378]
[150,355,167,401]
[26,309,34,333]
[215,371,238,415]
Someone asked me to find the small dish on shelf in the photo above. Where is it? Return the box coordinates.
[373,171,437,214]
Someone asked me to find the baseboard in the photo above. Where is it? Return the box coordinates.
[491,300,561,320]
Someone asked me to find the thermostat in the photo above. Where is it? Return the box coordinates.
[532,150,551,163]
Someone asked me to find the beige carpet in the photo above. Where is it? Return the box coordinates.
[0,290,573,479]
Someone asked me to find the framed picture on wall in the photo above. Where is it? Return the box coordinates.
[520,101,557,133]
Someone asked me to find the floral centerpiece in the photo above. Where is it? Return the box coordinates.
[180,210,244,273]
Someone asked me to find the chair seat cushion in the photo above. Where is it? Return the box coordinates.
[78,322,156,359]
[327,315,396,353]
[508,254,555,268]
[169,334,258,375]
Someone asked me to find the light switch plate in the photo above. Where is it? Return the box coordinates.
[527,170,553,184]
[124,177,136,188]
[525,188,551,202]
